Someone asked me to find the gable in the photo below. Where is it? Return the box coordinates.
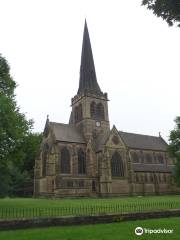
[103,126,126,149]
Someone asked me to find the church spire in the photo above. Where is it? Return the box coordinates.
[77,20,103,96]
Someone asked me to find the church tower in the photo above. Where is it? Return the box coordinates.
[70,20,110,141]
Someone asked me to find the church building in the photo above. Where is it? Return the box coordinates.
[34,21,179,197]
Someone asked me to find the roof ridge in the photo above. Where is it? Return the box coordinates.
[119,130,160,139]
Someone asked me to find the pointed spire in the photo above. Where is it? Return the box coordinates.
[77,20,103,96]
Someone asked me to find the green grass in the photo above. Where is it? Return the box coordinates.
[0,195,180,219]
[0,217,180,240]
[1,195,180,208]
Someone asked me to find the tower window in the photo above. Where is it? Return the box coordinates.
[74,104,83,123]
[61,147,70,174]
[90,101,105,120]
[111,152,124,177]
[78,148,86,174]
[96,103,105,120]
[90,102,96,118]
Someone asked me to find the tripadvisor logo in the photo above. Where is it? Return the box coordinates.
[135,227,143,236]
[135,226,174,236]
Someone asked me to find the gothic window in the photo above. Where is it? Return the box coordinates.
[75,104,83,123]
[78,104,83,120]
[78,149,86,174]
[75,106,79,123]
[42,144,49,177]
[146,153,153,163]
[111,152,124,177]
[61,147,70,174]
[132,152,139,163]
[90,102,96,118]
[96,103,105,120]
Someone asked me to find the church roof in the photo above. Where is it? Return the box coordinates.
[50,122,85,144]
[77,20,103,96]
[119,131,168,151]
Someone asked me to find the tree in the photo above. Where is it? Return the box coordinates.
[142,0,180,27]
[169,117,180,186]
[0,55,33,197]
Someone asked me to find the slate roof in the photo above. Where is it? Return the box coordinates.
[50,122,85,144]
[133,163,173,173]
[119,131,168,151]
[77,20,103,96]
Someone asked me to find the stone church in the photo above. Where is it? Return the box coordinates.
[34,21,178,197]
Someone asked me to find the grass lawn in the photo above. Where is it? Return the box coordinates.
[0,195,180,219]
[0,217,179,240]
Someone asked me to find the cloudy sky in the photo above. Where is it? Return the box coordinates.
[1,0,179,141]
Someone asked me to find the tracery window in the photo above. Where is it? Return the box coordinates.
[90,101,105,120]
[78,148,86,174]
[61,147,70,174]
[111,152,124,177]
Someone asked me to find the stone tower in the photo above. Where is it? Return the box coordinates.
[70,20,110,141]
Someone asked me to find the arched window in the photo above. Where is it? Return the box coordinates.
[78,149,86,174]
[90,102,96,118]
[75,106,79,123]
[111,152,124,177]
[96,103,105,120]
[78,104,82,120]
[61,147,70,174]
[42,144,49,177]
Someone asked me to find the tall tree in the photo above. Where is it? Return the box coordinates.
[0,55,32,197]
[142,0,180,27]
[169,117,180,186]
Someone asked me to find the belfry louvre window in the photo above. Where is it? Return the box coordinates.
[90,102,105,120]
[111,152,124,177]
[96,103,105,120]
[90,102,96,118]
[61,147,70,174]
[78,149,86,174]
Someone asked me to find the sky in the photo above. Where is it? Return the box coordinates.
[0,0,179,142]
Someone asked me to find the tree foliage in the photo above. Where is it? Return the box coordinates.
[142,0,180,27]
[169,117,180,186]
[0,55,42,197]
